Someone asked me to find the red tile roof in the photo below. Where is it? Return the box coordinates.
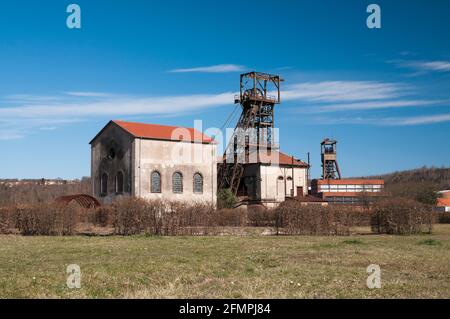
[218,150,308,167]
[108,120,215,144]
[271,151,309,167]
[437,198,450,207]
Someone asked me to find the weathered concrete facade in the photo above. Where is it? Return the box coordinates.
[90,120,217,205]
[133,138,216,204]
[241,163,308,207]
[90,122,134,203]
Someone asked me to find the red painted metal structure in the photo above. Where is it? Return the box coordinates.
[55,194,101,209]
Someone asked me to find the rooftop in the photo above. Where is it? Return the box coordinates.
[219,150,309,167]
[91,120,215,144]
[437,198,450,207]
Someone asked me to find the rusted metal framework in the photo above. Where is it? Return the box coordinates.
[55,194,101,209]
[321,138,341,179]
[219,72,282,195]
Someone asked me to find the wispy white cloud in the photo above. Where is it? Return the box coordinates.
[64,91,114,98]
[169,64,246,73]
[2,94,64,104]
[310,113,450,126]
[0,78,447,140]
[0,91,234,139]
[390,59,450,74]
[283,81,406,103]
[0,93,234,118]
[384,113,450,126]
[297,99,447,113]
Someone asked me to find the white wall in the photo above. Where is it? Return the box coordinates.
[133,138,217,205]
[259,165,307,203]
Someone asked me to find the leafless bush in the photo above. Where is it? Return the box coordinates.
[274,202,355,235]
[247,205,277,227]
[15,203,78,236]
[434,212,450,224]
[370,198,432,234]
[214,208,247,227]
[0,206,16,234]
[111,198,250,236]
[90,207,111,227]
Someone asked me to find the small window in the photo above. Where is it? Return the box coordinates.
[193,173,203,194]
[108,148,116,160]
[115,171,124,194]
[277,176,284,181]
[101,173,108,196]
[172,172,183,194]
[151,171,161,193]
[287,176,293,181]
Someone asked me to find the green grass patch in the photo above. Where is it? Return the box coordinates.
[418,239,441,246]
[342,239,365,245]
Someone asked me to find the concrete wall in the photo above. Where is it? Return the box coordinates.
[259,165,307,205]
[91,124,134,204]
[133,138,217,205]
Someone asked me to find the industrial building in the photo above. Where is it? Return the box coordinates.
[217,72,309,207]
[89,71,382,207]
[310,138,384,204]
[90,120,217,205]
[436,190,450,212]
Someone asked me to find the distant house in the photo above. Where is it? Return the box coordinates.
[90,120,217,205]
[436,198,450,213]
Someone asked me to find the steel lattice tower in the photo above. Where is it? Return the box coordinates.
[218,72,282,195]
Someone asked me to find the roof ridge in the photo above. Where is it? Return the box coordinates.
[110,120,215,144]
[112,119,192,130]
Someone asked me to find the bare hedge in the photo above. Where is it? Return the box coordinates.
[15,203,79,236]
[370,198,432,234]
[110,198,248,236]
[274,201,356,235]
[0,197,437,236]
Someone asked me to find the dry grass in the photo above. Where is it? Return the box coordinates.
[0,225,449,299]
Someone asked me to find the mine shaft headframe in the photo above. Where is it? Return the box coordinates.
[321,138,342,180]
[234,72,283,105]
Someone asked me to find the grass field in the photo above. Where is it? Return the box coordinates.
[0,225,449,298]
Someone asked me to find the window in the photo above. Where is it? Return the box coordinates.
[193,173,203,194]
[172,172,183,193]
[151,171,161,193]
[115,171,124,194]
[108,148,116,160]
[101,173,108,196]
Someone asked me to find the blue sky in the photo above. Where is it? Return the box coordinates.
[1,0,449,179]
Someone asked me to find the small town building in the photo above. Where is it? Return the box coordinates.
[436,196,450,213]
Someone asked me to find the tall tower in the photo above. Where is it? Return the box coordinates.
[218,72,282,195]
[321,138,341,179]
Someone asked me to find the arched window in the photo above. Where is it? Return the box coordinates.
[172,172,183,194]
[101,173,108,196]
[151,171,161,193]
[287,176,293,181]
[277,176,284,181]
[115,171,124,194]
[193,173,203,194]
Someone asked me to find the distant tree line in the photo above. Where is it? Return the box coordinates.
[362,166,450,205]
[0,177,91,206]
